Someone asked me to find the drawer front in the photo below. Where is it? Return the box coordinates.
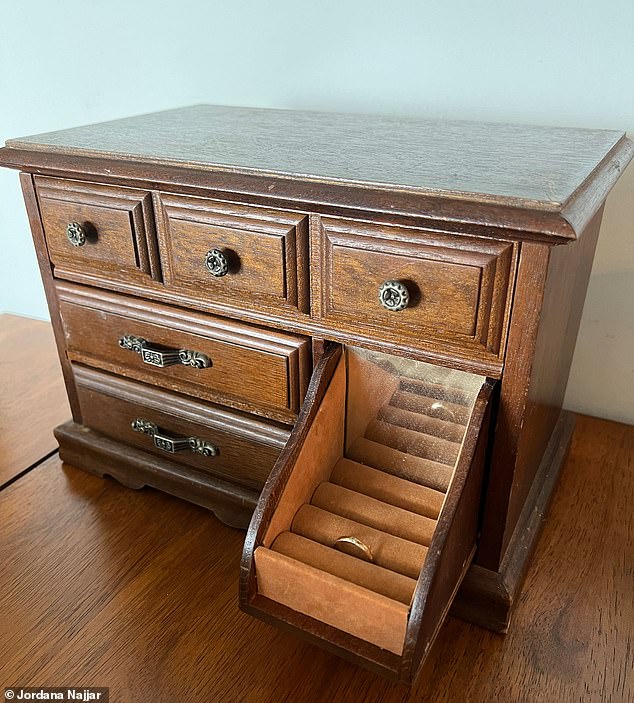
[57,283,311,423]
[312,217,517,360]
[74,365,289,492]
[157,194,309,315]
[35,176,160,285]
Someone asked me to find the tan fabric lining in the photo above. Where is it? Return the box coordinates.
[311,482,437,546]
[291,505,427,579]
[378,404,466,443]
[390,390,471,425]
[365,419,460,465]
[256,346,483,653]
[347,437,452,492]
[330,458,444,519]
[255,546,409,655]
[271,531,417,604]
[263,356,346,547]
[398,378,475,406]
[345,348,400,451]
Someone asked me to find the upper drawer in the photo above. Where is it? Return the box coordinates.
[57,283,311,424]
[35,177,160,285]
[311,217,517,362]
[157,194,309,316]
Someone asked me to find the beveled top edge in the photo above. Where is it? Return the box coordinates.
[4,104,628,211]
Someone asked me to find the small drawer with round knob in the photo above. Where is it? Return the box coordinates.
[35,176,160,286]
[157,193,310,317]
[312,216,518,367]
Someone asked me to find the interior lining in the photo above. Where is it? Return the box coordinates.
[263,355,346,547]
[347,438,453,491]
[292,505,428,578]
[255,546,410,655]
[329,458,444,519]
[256,345,485,653]
[365,419,461,465]
[310,482,437,545]
[270,532,417,604]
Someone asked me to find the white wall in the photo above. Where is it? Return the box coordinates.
[1,0,632,423]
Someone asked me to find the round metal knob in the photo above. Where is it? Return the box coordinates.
[66,222,87,247]
[378,280,410,311]
[205,248,229,277]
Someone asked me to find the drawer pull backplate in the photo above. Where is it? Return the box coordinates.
[131,418,219,457]
[119,334,212,369]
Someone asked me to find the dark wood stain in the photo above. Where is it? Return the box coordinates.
[1,106,631,241]
[478,208,604,569]
[5,104,629,208]
[56,281,311,423]
[73,365,288,493]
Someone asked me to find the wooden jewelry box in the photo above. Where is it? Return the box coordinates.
[1,105,631,685]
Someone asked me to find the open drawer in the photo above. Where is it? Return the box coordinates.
[240,344,495,683]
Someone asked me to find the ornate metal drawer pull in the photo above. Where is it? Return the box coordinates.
[378,280,410,311]
[205,248,229,277]
[118,335,212,369]
[131,418,219,457]
[66,221,87,247]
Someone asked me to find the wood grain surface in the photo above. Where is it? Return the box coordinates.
[35,176,161,286]
[0,314,69,486]
[73,365,287,492]
[5,105,628,207]
[156,193,310,316]
[0,414,630,702]
[479,208,604,569]
[56,281,311,423]
[311,216,517,364]
[2,107,631,244]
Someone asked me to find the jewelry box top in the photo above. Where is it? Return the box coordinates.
[1,104,632,240]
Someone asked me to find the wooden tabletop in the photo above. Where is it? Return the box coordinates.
[0,314,631,702]
[0,314,70,487]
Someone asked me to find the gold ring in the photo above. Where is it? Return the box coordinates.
[334,536,373,562]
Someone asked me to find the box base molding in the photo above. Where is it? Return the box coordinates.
[451,410,576,631]
[54,420,258,529]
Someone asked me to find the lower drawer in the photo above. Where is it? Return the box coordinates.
[74,365,289,492]
[240,344,494,683]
